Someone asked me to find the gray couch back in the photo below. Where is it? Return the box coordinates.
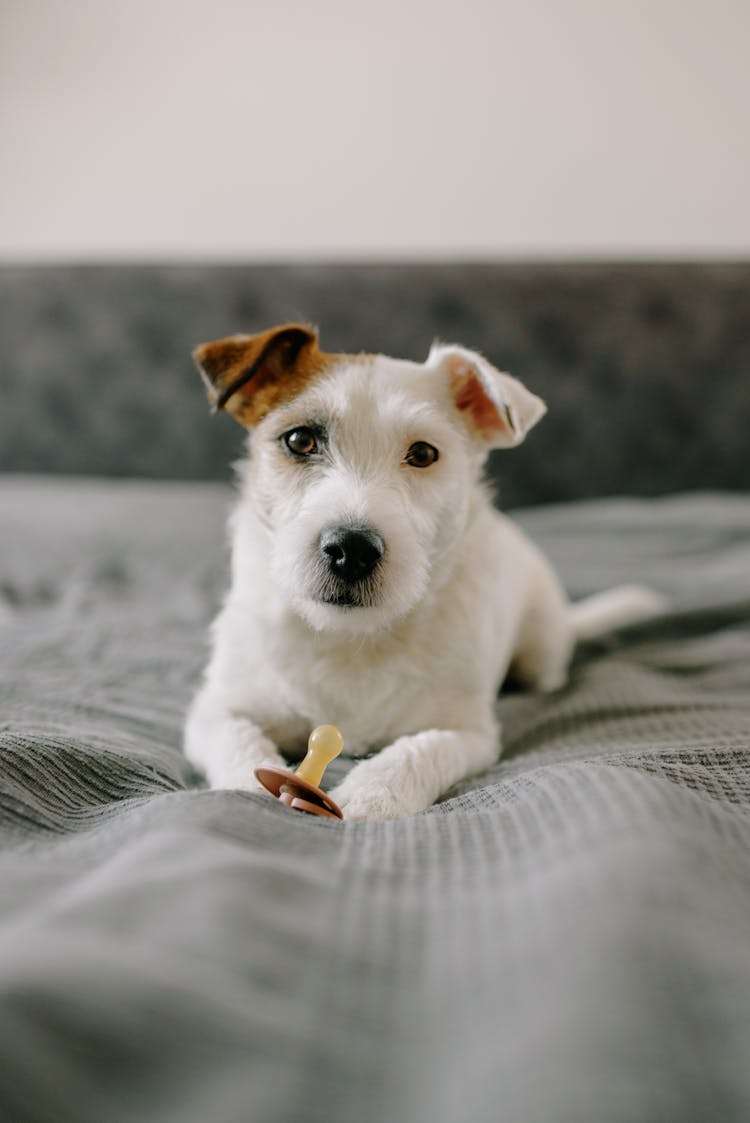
[2,263,748,506]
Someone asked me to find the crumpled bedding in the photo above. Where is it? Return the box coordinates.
[1,476,749,1123]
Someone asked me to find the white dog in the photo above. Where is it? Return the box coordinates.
[184,323,661,820]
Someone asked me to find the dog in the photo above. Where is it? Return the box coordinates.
[184,323,663,820]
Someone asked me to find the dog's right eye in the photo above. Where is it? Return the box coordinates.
[282,427,318,457]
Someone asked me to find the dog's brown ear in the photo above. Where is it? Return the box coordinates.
[193,323,327,427]
[430,343,546,449]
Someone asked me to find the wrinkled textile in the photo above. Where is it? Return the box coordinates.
[1,477,749,1123]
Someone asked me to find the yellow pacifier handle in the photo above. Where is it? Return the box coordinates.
[294,725,344,788]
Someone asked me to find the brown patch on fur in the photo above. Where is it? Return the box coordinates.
[449,359,512,440]
[193,323,339,427]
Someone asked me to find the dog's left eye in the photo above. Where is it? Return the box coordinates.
[404,441,439,468]
[282,427,318,457]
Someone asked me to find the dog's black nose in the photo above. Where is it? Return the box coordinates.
[321,526,384,583]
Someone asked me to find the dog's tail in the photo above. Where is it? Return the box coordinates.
[569,584,667,643]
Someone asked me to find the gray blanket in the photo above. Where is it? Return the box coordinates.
[1,477,749,1123]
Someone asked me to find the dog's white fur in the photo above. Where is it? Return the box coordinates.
[185,340,663,819]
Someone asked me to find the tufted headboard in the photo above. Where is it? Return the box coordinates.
[2,263,748,506]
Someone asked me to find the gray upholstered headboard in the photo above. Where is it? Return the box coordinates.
[1,263,748,506]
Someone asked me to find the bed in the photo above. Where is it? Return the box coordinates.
[1,265,749,1122]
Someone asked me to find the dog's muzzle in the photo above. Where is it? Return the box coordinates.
[319,526,384,599]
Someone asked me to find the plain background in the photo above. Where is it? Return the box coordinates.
[1,0,749,262]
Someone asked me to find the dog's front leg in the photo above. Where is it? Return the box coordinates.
[184,692,284,791]
[329,728,498,821]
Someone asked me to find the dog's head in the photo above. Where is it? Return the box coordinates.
[194,324,545,634]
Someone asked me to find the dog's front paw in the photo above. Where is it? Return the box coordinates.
[330,764,424,822]
[212,753,286,793]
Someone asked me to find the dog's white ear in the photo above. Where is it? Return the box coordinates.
[193,323,327,427]
[429,343,546,449]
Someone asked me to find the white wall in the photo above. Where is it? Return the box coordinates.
[1,0,748,261]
